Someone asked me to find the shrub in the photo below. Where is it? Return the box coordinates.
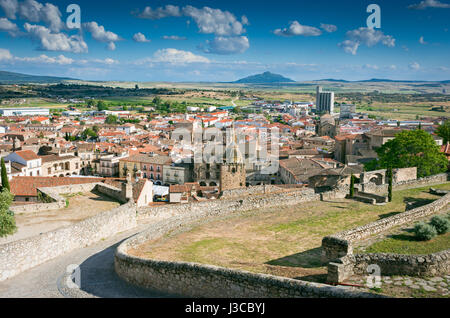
[0,188,15,237]
[413,222,437,241]
[0,211,16,238]
[430,216,450,235]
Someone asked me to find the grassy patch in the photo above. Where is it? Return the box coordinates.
[364,231,450,255]
[131,183,450,281]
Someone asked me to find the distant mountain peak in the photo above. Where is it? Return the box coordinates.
[234,72,295,84]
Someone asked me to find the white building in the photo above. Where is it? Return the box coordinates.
[4,150,42,177]
[339,104,356,119]
[0,108,50,116]
[316,86,335,114]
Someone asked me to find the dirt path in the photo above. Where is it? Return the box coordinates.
[0,191,120,245]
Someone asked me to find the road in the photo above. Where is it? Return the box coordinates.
[0,222,168,298]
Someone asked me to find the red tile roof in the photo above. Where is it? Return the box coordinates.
[15,150,40,161]
[10,176,106,197]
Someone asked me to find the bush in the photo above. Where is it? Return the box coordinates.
[413,222,437,241]
[0,188,15,237]
[430,216,450,235]
[0,211,16,238]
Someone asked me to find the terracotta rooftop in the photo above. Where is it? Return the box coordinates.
[121,154,172,165]
[14,150,40,161]
[10,176,106,197]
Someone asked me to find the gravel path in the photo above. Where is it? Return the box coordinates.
[0,222,169,298]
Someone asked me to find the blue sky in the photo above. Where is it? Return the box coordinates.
[0,0,449,81]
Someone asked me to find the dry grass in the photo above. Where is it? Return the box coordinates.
[129,183,450,283]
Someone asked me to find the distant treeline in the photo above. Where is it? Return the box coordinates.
[336,92,450,104]
[0,84,184,99]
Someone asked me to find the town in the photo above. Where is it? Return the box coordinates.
[0,0,449,304]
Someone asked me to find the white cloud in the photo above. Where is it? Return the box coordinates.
[107,42,116,51]
[201,36,250,55]
[409,62,421,70]
[182,6,245,36]
[419,36,427,44]
[320,23,337,33]
[162,35,187,40]
[0,17,19,35]
[274,21,322,37]
[408,0,450,10]
[83,21,120,50]
[133,32,151,42]
[136,5,247,36]
[147,48,210,64]
[364,64,379,70]
[19,0,64,32]
[24,23,88,53]
[338,27,395,55]
[0,0,18,19]
[0,48,13,61]
[338,40,360,55]
[137,5,181,19]
[0,49,77,65]
[18,54,74,65]
[92,57,119,65]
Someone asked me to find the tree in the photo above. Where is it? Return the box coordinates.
[105,115,118,125]
[349,174,355,198]
[436,121,450,144]
[387,166,393,202]
[97,100,109,111]
[152,97,162,106]
[1,158,9,192]
[81,128,98,141]
[368,130,448,178]
[0,188,15,238]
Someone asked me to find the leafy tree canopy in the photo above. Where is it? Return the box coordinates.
[436,120,450,144]
[365,130,448,178]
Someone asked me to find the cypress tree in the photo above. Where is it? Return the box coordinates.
[1,158,10,192]
[387,166,393,202]
[349,174,355,198]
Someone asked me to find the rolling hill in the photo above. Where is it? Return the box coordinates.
[234,72,295,84]
[0,71,76,84]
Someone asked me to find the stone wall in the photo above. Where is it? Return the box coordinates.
[393,173,449,191]
[0,201,137,282]
[220,184,305,199]
[322,192,450,262]
[96,183,127,204]
[10,183,99,214]
[138,188,320,222]
[115,216,382,298]
[393,167,417,183]
[323,191,450,283]
[350,249,450,277]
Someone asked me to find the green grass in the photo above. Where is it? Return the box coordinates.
[134,183,450,281]
[364,231,450,255]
